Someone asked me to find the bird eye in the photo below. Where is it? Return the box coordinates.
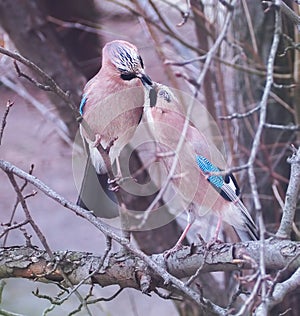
[224,175,230,183]
[120,73,136,81]
[139,56,144,69]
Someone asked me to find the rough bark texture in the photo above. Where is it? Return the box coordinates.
[1,240,299,288]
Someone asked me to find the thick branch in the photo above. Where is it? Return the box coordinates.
[1,240,299,287]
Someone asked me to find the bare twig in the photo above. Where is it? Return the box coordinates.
[0,46,94,141]
[263,0,300,30]
[0,100,13,146]
[247,3,281,210]
[244,6,282,314]
[47,16,104,36]
[263,123,300,131]
[5,172,53,257]
[234,275,262,316]
[153,288,182,301]
[0,76,72,146]
[219,104,260,120]
[0,220,30,239]
[1,164,34,247]
[254,267,300,315]
[87,287,123,304]
[268,253,300,298]
[0,47,75,110]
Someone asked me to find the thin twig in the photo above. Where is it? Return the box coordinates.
[0,46,93,141]
[254,266,300,314]
[5,172,53,257]
[234,275,262,316]
[268,253,300,297]
[0,220,30,239]
[263,123,300,131]
[247,4,281,210]
[219,104,260,120]
[245,6,281,314]
[87,287,123,304]
[0,100,14,146]
[47,16,105,36]
[0,76,72,146]
[2,164,34,246]
[263,0,300,29]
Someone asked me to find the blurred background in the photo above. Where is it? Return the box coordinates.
[0,0,299,315]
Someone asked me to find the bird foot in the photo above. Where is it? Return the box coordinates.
[114,248,131,261]
[92,133,102,148]
[206,238,223,250]
[163,243,183,259]
[108,176,121,192]
[105,136,118,154]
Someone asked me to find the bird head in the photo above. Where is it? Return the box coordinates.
[103,40,152,88]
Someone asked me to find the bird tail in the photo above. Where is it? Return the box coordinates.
[77,155,119,218]
[233,226,258,242]
[230,199,259,241]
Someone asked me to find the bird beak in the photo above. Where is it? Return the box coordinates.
[137,72,152,90]
[137,71,156,107]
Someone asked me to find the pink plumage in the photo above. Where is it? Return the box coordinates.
[142,82,258,249]
[77,40,152,214]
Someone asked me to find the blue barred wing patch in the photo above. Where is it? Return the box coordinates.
[196,155,223,188]
[79,94,87,115]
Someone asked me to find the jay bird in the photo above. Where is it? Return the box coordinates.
[77,40,152,215]
[142,81,258,249]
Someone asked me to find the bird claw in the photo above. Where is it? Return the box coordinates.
[163,243,183,259]
[206,238,222,250]
[108,176,121,192]
[105,136,118,154]
[92,133,102,148]
[114,248,131,261]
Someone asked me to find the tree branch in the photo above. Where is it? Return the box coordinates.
[1,240,299,288]
[254,266,300,315]
[276,146,300,238]
[0,100,13,146]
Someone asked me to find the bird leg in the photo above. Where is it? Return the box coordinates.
[105,136,118,154]
[108,157,122,192]
[206,215,223,249]
[164,209,195,258]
